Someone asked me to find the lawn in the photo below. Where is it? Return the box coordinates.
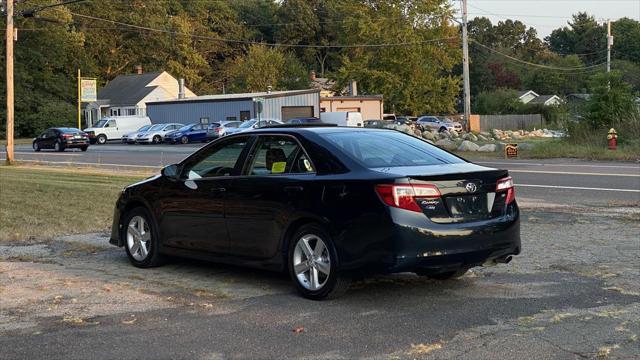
[0,166,146,242]
[0,138,35,146]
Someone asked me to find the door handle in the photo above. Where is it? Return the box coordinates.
[210,187,226,193]
[284,186,303,192]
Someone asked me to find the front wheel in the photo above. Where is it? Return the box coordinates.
[33,142,40,152]
[288,224,351,300]
[152,135,162,144]
[438,127,447,133]
[96,134,107,145]
[122,207,164,268]
[54,141,64,152]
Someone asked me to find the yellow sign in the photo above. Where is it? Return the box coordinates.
[505,143,518,159]
[271,162,286,173]
[80,79,97,102]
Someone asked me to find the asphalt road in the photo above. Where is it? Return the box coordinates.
[2,143,639,206]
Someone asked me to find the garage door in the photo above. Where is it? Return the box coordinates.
[281,106,314,121]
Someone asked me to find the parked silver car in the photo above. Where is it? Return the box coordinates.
[211,121,242,138]
[136,123,184,144]
[122,124,152,144]
[226,119,283,135]
[416,116,463,133]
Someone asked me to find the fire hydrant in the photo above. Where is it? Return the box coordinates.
[607,128,618,150]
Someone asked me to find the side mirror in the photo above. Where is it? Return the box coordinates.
[161,164,180,179]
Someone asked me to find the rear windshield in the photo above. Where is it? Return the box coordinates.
[59,128,81,133]
[320,130,465,168]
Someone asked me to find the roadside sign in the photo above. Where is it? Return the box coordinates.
[199,117,209,124]
[505,143,518,159]
[253,97,265,114]
[80,78,97,102]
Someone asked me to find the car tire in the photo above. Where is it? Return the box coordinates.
[438,127,447,133]
[180,136,189,144]
[288,224,351,300]
[33,142,40,152]
[122,207,165,268]
[80,145,88,152]
[96,134,107,145]
[416,267,469,280]
[54,141,64,152]
[152,135,162,144]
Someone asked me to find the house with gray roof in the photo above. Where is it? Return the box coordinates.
[529,94,562,106]
[82,68,195,127]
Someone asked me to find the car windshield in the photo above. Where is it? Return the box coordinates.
[137,125,152,132]
[177,124,193,132]
[94,120,108,128]
[239,120,257,129]
[148,124,164,131]
[320,130,464,168]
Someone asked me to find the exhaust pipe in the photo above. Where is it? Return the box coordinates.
[483,255,512,267]
[494,255,512,264]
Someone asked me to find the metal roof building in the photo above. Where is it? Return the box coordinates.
[146,89,320,125]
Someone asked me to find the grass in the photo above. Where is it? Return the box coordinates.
[0,166,146,242]
[0,138,35,146]
[527,139,640,161]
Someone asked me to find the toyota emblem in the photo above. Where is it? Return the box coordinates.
[465,182,478,193]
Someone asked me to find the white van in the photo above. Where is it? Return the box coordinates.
[320,112,363,127]
[84,116,152,144]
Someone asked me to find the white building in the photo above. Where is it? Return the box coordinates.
[83,69,195,127]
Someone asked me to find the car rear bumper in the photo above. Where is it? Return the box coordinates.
[385,207,521,273]
[62,141,89,147]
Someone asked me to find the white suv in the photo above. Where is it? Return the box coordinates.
[136,123,184,144]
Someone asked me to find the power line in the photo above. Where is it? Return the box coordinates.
[20,0,86,17]
[68,12,457,48]
[470,40,608,71]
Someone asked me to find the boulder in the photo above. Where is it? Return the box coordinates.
[480,131,491,138]
[511,132,522,139]
[413,129,422,137]
[435,139,457,151]
[457,140,480,152]
[477,144,497,152]
[449,130,459,138]
[438,132,449,139]
[422,131,435,141]
[477,134,488,142]
[468,133,478,142]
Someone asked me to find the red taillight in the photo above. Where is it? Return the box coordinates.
[62,134,73,138]
[375,184,440,213]
[215,128,223,133]
[496,176,516,204]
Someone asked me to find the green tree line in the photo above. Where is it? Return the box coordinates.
[1,1,639,137]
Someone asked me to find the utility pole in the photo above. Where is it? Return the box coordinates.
[606,19,613,73]
[461,0,471,129]
[5,0,15,165]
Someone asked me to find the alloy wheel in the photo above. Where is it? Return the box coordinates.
[293,234,331,291]
[126,215,151,261]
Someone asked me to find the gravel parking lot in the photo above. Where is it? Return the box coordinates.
[1,199,639,359]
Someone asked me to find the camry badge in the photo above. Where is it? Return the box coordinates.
[465,182,478,193]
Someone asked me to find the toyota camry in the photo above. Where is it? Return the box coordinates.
[110,125,520,300]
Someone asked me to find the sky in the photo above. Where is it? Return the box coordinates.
[453,0,640,38]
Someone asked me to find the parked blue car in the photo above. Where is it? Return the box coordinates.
[164,123,216,144]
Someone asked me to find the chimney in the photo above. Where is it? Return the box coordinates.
[134,65,143,75]
[178,78,185,99]
[348,80,358,96]
[310,70,316,81]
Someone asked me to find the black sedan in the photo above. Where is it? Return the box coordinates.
[33,127,90,152]
[110,125,520,299]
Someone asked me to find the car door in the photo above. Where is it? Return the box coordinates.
[44,129,57,148]
[225,134,317,259]
[158,135,253,253]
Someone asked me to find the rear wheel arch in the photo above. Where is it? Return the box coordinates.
[280,217,332,272]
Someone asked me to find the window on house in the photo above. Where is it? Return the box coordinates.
[125,108,136,116]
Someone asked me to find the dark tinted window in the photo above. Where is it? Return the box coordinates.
[59,128,81,134]
[320,130,464,168]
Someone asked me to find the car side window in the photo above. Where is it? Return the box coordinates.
[106,120,116,128]
[182,137,249,179]
[248,136,314,176]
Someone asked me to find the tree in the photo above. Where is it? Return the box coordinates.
[584,71,637,129]
[523,55,587,95]
[611,18,640,64]
[473,89,524,115]
[226,45,309,92]
[547,13,606,64]
[331,0,461,115]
